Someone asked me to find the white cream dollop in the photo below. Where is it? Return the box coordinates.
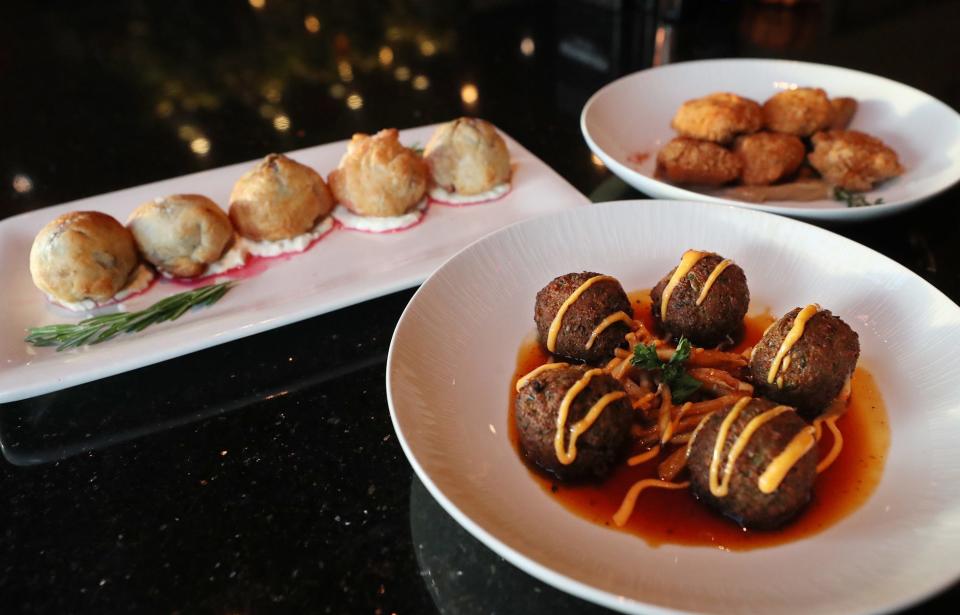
[332,198,427,232]
[202,241,248,276]
[242,216,335,257]
[428,182,510,205]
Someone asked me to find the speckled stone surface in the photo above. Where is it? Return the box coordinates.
[2,1,959,612]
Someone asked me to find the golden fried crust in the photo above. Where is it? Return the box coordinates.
[328,128,429,217]
[734,132,806,186]
[423,117,511,195]
[229,154,333,242]
[808,130,904,191]
[128,194,234,278]
[828,97,858,130]
[29,211,139,303]
[656,137,743,186]
[671,93,763,143]
[762,88,832,136]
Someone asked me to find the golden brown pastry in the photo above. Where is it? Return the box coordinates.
[828,97,858,130]
[671,93,763,143]
[734,132,806,186]
[762,88,832,137]
[328,128,429,217]
[423,118,511,195]
[128,195,235,278]
[808,130,904,191]
[229,153,333,241]
[656,137,743,186]
[29,211,139,304]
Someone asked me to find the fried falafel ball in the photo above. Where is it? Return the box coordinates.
[515,365,633,481]
[649,252,750,347]
[733,132,806,186]
[807,129,904,191]
[423,117,511,195]
[328,128,429,217]
[762,87,832,137]
[748,306,860,420]
[656,137,743,186]
[687,397,818,529]
[534,272,633,365]
[671,93,763,143]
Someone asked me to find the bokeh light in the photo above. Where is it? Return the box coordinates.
[12,174,33,193]
[412,75,430,90]
[273,114,291,132]
[190,138,211,156]
[520,36,535,56]
[346,94,364,110]
[460,83,479,105]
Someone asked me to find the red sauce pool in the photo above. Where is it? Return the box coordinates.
[509,290,890,550]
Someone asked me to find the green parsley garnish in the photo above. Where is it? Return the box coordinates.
[407,142,425,156]
[631,336,702,402]
[25,282,235,351]
[834,187,884,208]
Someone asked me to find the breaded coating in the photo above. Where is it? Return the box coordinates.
[762,87,832,136]
[808,130,904,191]
[734,132,806,186]
[828,97,858,130]
[671,93,763,143]
[656,137,743,186]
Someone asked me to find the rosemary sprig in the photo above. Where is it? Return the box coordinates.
[25,282,236,351]
[834,187,884,208]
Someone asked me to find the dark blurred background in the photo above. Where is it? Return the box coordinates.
[2,0,958,220]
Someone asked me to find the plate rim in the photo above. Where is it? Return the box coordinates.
[386,198,960,615]
[580,57,960,222]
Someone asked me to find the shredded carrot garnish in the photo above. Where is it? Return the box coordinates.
[628,445,660,466]
[816,416,844,473]
[613,479,690,527]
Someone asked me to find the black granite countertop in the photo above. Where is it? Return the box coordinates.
[2,1,959,612]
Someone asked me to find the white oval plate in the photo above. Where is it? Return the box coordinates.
[581,59,960,222]
[387,200,960,615]
[0,123,587,403]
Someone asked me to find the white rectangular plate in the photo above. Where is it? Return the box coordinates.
[0,123,588,403]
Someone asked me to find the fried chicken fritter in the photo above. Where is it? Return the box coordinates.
[656,137,743,186]
[671,93,763,143]
[828,97,858,130]
[762,88,832,137]
[734,132,806,186]
[807,130,904,191]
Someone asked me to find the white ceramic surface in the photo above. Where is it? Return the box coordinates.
[0,123,588,403]
[581,59,960,221]
[387,200,960,615]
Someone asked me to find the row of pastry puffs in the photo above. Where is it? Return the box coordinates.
[28,118,513,311]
